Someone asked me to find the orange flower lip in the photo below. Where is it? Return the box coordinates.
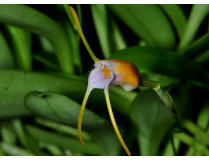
[108,59,140,91]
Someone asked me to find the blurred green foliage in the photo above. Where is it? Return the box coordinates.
[0,4,208,156]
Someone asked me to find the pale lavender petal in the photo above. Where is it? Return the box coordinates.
[88,61,114,90]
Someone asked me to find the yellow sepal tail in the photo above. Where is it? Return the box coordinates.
[104,88,131,156]
[77,88,92,146]
[69,6,100,63]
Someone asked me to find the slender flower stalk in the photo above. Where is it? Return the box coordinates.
[69,6,160,156]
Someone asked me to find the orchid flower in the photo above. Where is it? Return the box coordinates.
[69,6,160,156]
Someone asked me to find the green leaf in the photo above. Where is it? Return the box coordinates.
[0,70,136,118]
[25,91,121,155]
[41,142,64,156]
[25,91,106,128]
[108,4,176,49]
[109,19,127,52]
[186,103,209,156]
[0,142,35,156]
[12,119,45,155]
[178,4,209,51]
[1,122,17,144]
[36,118,92,141]
[110,46,209,90]
[6,25,32,71]
[159,4,187,40]
[183,120,209,146]
[0,31,14,69]
[194,50,209,63]
[130,89,173,155]
[61,4,83,74]
[91,4,111,58]
[174,132,209,156]
[197,103,209,130]
[0,4,74,73]
[25,125,101,155]
[183,33,209,57]
[162,137,180,156]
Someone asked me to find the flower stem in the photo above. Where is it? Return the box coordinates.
[140,79,160,90]
[154,88,183,132]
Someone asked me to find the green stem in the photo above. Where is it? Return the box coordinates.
[141,79,160,90]
[155,89,183,132]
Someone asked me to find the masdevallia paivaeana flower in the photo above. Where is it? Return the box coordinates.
[70,6,160,156]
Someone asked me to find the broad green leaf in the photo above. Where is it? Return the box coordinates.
[178,4,209,51]
[25,91,106,128]
[25,91,121,155]
[6,25,32,71]
[91,4,111,58]
[108,4,176,49]
[0,142,35,156]
[0,4,74,73]
[0,31,14,69]
[159,4,187,40]
[0,70,136,118]
[110,46,209,90]
[130,89,173,155]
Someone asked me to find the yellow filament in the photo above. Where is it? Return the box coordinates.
[69,6,100,63]
[78,88,91,146]
[104,88,131,156]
